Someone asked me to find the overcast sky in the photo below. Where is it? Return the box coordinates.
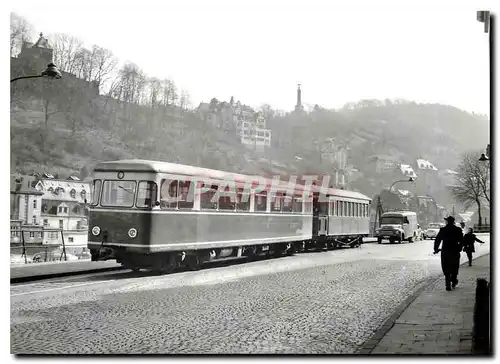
[9,0,493,115]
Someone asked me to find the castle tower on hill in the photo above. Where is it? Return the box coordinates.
[294,84,304,113]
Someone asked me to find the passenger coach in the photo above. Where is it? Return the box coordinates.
[88,159,371,272]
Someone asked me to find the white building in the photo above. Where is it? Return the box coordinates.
[238,112,272,150]
[33,175,90,251]
[399,164,418,179]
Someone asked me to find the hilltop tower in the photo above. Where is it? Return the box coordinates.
[294,84,304,113]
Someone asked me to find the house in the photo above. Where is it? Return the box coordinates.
[32,175,91,253]
[399,164,418,179]
[10,175,43,226]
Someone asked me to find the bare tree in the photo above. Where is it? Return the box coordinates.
[179,89,190,111]
[10,13,34,57]
[161,79,178,106]
[112,62,147,104]
[451,151,489,226]
[90,45,118,90]
[49,33,84,74]
[147,77,162,108]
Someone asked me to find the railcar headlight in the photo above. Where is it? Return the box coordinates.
[128,228,137,238]
[92,226,101,236]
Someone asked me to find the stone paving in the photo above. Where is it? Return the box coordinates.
[10,238,490,354]
[371,253,490,354]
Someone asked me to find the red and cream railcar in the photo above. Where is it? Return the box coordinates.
[88,160,314,272]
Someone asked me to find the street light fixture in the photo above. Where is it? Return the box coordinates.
[10,63,62,83]
[479,153,489,161]
[389,177,415,192]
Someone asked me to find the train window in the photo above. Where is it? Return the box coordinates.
[160,180,179,209]
[236,189,250,211]
[136,181,158,208]
[355,203,359,217]
[255,192,268,212]
[292,196,303,213]
[101,180,137,207]
[178,181,194,209]
[282,194,293,213]
[91,180,101,206]
[219,187,236,211]
[271,193,283,212]
[336,201,341,217]
[304,198,313,214]
[200,184,218,210]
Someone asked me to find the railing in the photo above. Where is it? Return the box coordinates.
[10,227,90,264]
[473,224,491,233]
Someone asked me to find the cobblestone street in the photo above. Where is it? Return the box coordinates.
[11,237,490,354]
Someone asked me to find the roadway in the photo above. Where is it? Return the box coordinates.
[11,235,490,354]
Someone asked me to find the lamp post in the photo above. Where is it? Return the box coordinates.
[477,11,492,167]
[373,177,415,234]
[11,63,62,83]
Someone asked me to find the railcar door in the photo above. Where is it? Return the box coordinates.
[312,193,328,236]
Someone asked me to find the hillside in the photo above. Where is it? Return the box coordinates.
[10,78,489,209]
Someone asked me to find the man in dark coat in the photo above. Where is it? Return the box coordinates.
[434,216,464,291]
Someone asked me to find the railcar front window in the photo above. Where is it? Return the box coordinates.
[136,181,158,208]
[91,180,101,206]
[101,181,137,207]
[381,217,404,225]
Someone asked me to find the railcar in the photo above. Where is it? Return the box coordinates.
[309,188,371,251]
[87,159,371,272]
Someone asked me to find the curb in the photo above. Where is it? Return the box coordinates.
[10,266,125,284]
[356,253,489,354]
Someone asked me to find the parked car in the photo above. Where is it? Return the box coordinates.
[423,222,444,240]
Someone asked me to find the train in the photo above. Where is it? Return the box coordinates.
[87,159,372,272]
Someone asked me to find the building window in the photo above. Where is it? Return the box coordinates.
[29,232,34,238]
[68,237,74,243]
[64,207,68,213]
[59,220,63,229]
[43,219,48,226]
[70,189,76,198]
[32,216,36,225]
[33,200,37,209]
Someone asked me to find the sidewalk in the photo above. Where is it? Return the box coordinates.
[371,253,490,354]
[11,260,122,282]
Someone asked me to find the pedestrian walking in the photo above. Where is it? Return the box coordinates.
[434,216,464,291]
[462,227,485,266]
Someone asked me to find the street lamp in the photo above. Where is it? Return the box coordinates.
[11,63,62,83]
[477,11,492,165]
[389,177,415,192]
[479,144,490,161]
